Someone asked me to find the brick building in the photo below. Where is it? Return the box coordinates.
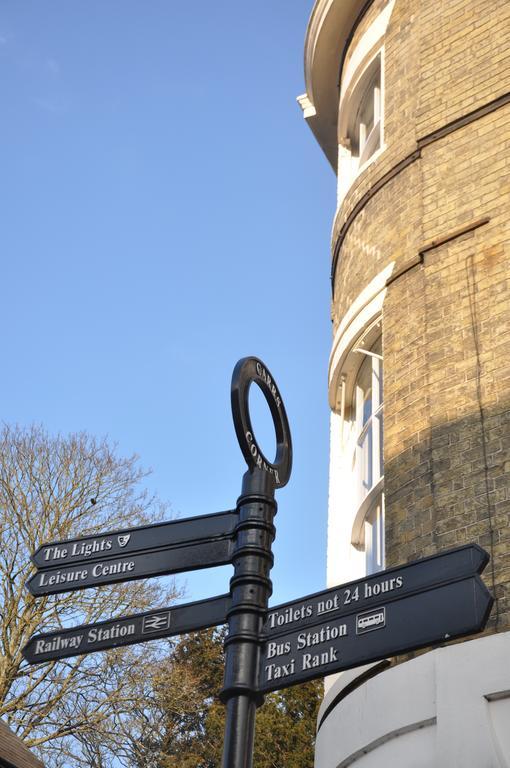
[298,0,510,764]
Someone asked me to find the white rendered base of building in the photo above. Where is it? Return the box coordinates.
[315,631,510,768]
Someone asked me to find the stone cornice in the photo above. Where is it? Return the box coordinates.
[298,0,367,170]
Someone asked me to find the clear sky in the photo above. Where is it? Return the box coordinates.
[0,2,336,608]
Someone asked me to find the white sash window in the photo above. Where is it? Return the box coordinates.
[352,335,385,573]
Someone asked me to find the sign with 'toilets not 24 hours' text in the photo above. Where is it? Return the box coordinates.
[260,544,493,692]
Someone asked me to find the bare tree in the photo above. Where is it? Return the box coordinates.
[0,424,179,767]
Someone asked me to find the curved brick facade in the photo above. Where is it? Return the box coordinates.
[331,0,510,634]
[299,0,510,764]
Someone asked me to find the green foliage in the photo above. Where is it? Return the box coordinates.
[152,629,322,768]
[253,682,323,768]
[153,629,226,768]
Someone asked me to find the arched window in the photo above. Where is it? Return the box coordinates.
[364,497,385,574]
[346,56,381,168]
[337,51,384,203]
[352,334,385,573]
[354,334,383,500]
[327,284,390,589]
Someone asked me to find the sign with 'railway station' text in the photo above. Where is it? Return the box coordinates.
[23,594,232,664]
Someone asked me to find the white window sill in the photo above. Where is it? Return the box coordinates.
[337,142,387,210]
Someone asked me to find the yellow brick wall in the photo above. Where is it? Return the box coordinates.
[332,0,422,271]
[416,0,510,137]
[332,0,510,633]
[332,0,510,290]
[333,159,423,324]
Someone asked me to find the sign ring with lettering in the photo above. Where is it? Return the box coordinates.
[231,357,292,488]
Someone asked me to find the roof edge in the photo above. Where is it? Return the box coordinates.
[299,0,369,170]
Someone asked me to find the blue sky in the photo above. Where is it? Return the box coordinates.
[0,2,335,607]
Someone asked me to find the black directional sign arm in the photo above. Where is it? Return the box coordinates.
[32,510,238,569]
[259,575,493,693]
[23,594,231,664]
[264,544,490,640]
[27,537,235,596]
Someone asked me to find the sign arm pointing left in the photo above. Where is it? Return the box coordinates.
[23,594,231,664]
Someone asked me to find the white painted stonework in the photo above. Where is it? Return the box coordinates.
[315,632,510,768]
[326,267,393,655]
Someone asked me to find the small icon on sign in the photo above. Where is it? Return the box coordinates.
[356,607,386,635]
[142,612,171,634]
[117,534,131,548]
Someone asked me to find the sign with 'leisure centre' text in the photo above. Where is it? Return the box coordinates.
[27,538,235,596]
[27,510,238,596]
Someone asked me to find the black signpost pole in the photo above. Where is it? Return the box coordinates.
[220,468,276,768]
[222,357,293,768]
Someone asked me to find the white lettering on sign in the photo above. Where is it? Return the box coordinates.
[87,623,136,643]
[91,560,135,579]
[317,593,341,614]
[266,576,405,639]
[265,658,296,681]
[245,431,280,484]
[34,634,84,655]
[268,602,314,629]
[364,576,403,599]
[262,621,349,686]
[43,538,114,563]
[302,646,338,670]
[43,545,68,561]
[297,623,347,649]
[71,539,113,558]
[38,569,88,587]
[255,362,282,408]
[266,640,292,659]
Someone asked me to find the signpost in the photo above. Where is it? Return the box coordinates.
[22,356,494,768]
[219,357,293,768]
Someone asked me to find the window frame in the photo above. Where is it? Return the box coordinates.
[349,332,385,574]
[353,336,383,504]
[346,55,382,165]
[337,48,386,205]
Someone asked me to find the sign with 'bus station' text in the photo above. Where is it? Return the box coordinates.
[259,544,493,692]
